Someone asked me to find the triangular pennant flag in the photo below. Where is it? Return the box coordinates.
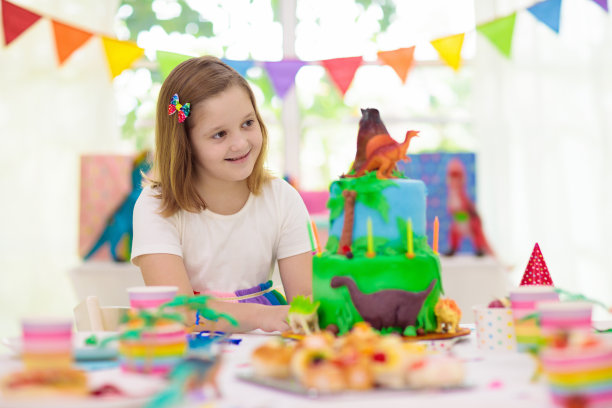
[377,46,415,83]
[590,0,608,12]
[101,37,144,79]
[520,243,554,286]
[157,50,193,79]
[263,59,307,99]
[222,59,255,78]
[320,56,363,96]
[430,33,464,71]
[476,13,517,58]
[527,0,562,34]
[51,20,93,65]
[2,0,41,46]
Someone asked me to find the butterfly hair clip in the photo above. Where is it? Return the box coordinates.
[168,94,191,123]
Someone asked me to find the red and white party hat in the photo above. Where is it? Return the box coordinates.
[520,243,554,286]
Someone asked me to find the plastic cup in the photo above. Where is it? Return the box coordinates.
[21,317,73,370]
[127,286,178,310]
[473,305,517,352]
[509,286,559,352]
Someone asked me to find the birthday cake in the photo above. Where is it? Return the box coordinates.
[313,109,458,337]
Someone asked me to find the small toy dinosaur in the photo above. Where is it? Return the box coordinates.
[434,298,461,334]
[287,295,320,335]
[353,130,419,178]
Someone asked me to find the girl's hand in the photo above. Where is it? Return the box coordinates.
[257,305,290,333]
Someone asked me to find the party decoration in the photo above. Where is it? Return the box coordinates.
[168,94,191,123]
[1,0,41,46]
[476,13,517,58]
[101,36,145,79]
[430,33,465,71]
[51,20,93,65]
[527,0,562,34]
[520,243,554,286]
[377,46,415,83]
[590,0,609,12]
[157,50,193,79]
[222,58,255,78]
[321,56,363,96]
[263,59,307,99]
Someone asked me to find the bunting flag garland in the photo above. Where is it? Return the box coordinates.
[476,13,517,58]
[527,0,562,34]
[520,243,554,286]
[377,46,415,83]
[263,59,307,99]
[431,33,464,71]
[320,56,363,96]
[590,0,609,12]
[2,0,41,46]
[222,59,255,78]
[157,50,193,79]
[51,20,93,65]
[101,36,144,79]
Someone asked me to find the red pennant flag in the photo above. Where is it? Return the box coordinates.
[520,243,554,286]
[377,47,415,83]
[2,0,42,46]
[320,56,363,96]
[51,20,93,65]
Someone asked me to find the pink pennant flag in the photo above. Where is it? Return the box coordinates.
[520,243,554,286]
[590,0,609,12]
[263,59,307,99]
[320,56,363,96]
[2,0,42,46]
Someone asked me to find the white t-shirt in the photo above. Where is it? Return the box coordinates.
[131,178,312,293]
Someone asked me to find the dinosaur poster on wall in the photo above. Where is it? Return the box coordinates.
[79,152,151,262]
[397,152,485,255]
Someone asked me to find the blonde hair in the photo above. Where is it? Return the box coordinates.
[150,56,271,217]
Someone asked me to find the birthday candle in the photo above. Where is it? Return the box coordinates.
[311,220,322,256]
[307,220,316,254]
[433,216,439,255]
[366,217,375,258]
[406,218,414,258]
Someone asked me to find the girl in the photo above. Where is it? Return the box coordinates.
[132,56,313,333]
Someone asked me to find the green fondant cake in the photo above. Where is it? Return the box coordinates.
[312,108,446,336]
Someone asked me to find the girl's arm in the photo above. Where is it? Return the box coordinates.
[134,253,290,333]
[278,251,313,302]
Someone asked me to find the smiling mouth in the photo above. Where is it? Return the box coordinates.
[225,151,250,161]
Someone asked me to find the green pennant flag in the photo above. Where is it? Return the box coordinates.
[157,50,193,79]
[476,12,517,58]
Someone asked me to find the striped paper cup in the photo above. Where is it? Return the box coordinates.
[473,305,517,352]
[21,317,73,369]
[509,286,559,352]
[541,341,612,407]
[538,301,593,348]
[127,286,178,310]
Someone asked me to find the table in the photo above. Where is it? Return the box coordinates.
[2,327,583,408]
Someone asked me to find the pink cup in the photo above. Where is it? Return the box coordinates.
[21,317,73,370]
[538,301,593,347]
[509,286,559,352]
[127,286,178,310]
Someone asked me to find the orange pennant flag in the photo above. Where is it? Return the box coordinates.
[101,36,144,79]
[51,20,93,65]
[320,56,363,96]
[377,46,415,83]
[430,33,465,71]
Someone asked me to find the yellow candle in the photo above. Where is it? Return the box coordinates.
[311,220,322,256]
[366,217,375,258]
[406,218,414,258]
[433,216,439,255]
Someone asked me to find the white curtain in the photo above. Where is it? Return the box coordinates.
[0,0,125,336]
[473,0,612,318]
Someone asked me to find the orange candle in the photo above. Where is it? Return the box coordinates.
[311,220,322,256]
[433,216,439,255]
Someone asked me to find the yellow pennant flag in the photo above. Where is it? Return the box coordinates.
[430,33,465,71]
[101,36,144,79]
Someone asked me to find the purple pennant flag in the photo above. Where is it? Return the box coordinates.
[263,59,307,99]
[590,0,608,12]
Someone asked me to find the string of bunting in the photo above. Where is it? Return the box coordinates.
[1,0,609,95]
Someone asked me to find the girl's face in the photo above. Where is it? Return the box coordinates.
[188,85,263,187]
